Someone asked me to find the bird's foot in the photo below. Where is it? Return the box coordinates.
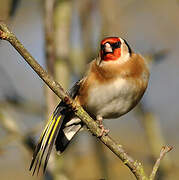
[96,115,109,137]
[98,124,109,137]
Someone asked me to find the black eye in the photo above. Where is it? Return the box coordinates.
[111,41,121,49]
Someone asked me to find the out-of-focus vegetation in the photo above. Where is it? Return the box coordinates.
[0,0,179,179]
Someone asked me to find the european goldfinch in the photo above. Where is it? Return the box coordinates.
[30,37,150,174]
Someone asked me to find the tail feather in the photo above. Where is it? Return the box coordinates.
[30,115,54,171]
[55,123,82,154]
[43,115,62,173]
[29,112,64,175]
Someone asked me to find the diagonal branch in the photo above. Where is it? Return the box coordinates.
[0,22,172,180]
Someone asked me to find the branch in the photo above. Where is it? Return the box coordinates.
[150,146,173,180]
[0,22,172,180]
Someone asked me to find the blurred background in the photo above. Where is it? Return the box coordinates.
[0,0,179,179]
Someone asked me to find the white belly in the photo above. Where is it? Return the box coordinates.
[86,78,141,119]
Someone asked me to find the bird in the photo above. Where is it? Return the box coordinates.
[29,37,150,175]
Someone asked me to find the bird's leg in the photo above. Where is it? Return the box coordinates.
[96,115,109,137]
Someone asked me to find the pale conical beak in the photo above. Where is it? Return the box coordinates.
[104,42,113,53]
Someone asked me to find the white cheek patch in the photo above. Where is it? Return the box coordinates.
[120,38,130,63]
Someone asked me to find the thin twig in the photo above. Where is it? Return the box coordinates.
[150,146,173,180]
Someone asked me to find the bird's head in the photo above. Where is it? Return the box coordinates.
[97,37,132,65]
